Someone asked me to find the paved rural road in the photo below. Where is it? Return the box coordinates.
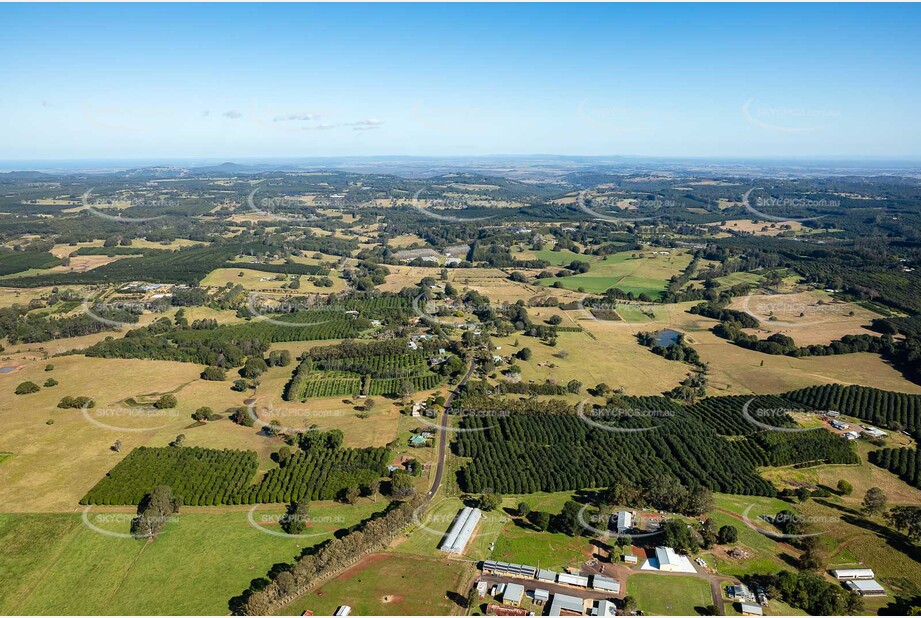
[708,577,727,615]
[427,359,476,499]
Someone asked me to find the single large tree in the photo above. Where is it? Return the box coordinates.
[478,493,502,512]
[862,487,888,516]
[131,485,179,539]
[282,497,310,535]
[886,506,921,540]
[717,524,738,545]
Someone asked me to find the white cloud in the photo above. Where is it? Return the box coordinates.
[349,118,384,131]
[223,110,242,119]
[273,113,320,122]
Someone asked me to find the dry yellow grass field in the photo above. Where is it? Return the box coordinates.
[60,199,131,214]
[709,219,805,236]
[762,441,921,506]
[59,254,135,272]
[377,265,449,292]
[691,328,921,395]
[494,326,690,396]
[200,267,347,294]
[49,241,103,258]
[0,339,422,511]
[388,233,427,248]
[730,290,882,345]
[0,356,222,511]
[175,306,243,325]
[255,398,401,448]
[0,287,55,309]
[127,238,205,250]
[450,267,588,305]
[564,299,921,396]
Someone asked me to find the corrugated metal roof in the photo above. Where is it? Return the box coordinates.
[482,560,537,578]
[591,575,620,592]
[503,583,525,603]
[557,573,589,587]
[831,568,875,579]
[439,507,482,554]
[549,593,585,616]
[845,579,885,594]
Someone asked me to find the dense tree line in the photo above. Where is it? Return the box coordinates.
[0,250,61,276]
[230,261,328,276]
[665,281,755,305]
[748,571,863,616]
[5,307,141,344]
[74,246,162,256]
[735,430,858,468]
[713,319,889,358]
[688,301,760,328]
[83,311,365,367]
[663,253,701,299]
[231,496,424,615]
[598,477,714,516]
[469,242,549,269]
[493,380,568,396]
[872,314,921,338]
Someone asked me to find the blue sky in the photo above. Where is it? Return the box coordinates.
[2,3,920,160]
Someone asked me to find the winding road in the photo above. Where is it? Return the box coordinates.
[427,359,476,499]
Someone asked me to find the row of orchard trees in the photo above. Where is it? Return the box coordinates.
[84,310,364,368]
[81,441,390,506]
[687,395,795,435]
[284,337,458,400]
[233,496,425,615]
[453,399,776,497]
[870,447,921,489]
[319,352,429,377]
[452,393,869,497]
[367,373,442,396]
[733,430,859,468]
[81,447,258,506]
[236,445,390,503]
[784,383,921,435]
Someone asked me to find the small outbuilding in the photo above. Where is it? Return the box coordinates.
[502,583,525,606]
[845,579,886,597]
[831,568,875,580]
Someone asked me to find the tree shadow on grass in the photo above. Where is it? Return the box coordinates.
[814,497,861,517]
[839,513,921,566]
